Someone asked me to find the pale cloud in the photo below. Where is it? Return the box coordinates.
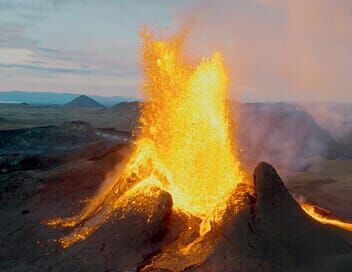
[0,0,191,96]
[0,48,34,64]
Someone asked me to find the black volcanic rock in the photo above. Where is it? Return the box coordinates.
[254,163,351,267]
[0,121,97,153]
[65,95,104,108]
[200,162,352,272]
[2,158,351,271]
[128,162,352,272]
[46,186,173,271]
[0,121,124,178]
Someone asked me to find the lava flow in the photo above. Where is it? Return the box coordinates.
[300,202,352,231]
[48,28,246,248]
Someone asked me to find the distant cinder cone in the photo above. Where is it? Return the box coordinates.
[201,162,352,272]
[65,95,104,108]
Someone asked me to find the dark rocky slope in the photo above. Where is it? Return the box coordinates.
[198,162,352,271]
[1,158,351,271]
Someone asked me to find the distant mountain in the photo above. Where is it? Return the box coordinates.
[92,95,133,107]
[65,95,104,108]
[110,101,140,114]
[0,91,134,106]
[108,101,140,131]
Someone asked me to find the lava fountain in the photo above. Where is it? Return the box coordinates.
[48,27,352,255]
[48,28,246,248]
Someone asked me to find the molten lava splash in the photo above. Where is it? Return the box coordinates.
[139,30,243,218]
[301,202,352,231]
[48,29,245,248]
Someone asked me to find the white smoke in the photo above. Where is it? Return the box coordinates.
[175,0,352,172]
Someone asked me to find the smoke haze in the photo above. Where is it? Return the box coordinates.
[176,0,352,172]
[182,0,352,102]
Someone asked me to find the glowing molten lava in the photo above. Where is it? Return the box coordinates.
[301,202,352,231]
[49,29,245,248]
[138,30,243,218]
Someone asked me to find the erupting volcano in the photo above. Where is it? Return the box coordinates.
[47,27,352,271]
[3,1,352,271]
[48,28,246,249]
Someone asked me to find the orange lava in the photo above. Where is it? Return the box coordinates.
[301,202,352,232]
[48,28,246,248]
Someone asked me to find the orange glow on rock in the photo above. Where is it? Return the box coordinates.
[48,28,246,248]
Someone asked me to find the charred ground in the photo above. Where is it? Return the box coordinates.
[1,101,352,271]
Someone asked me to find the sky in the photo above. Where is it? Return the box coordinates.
[1,0,352,101]
[0,0,191,97]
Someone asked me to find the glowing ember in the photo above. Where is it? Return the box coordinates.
[301,202,352,232]
[48,28,245,248]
